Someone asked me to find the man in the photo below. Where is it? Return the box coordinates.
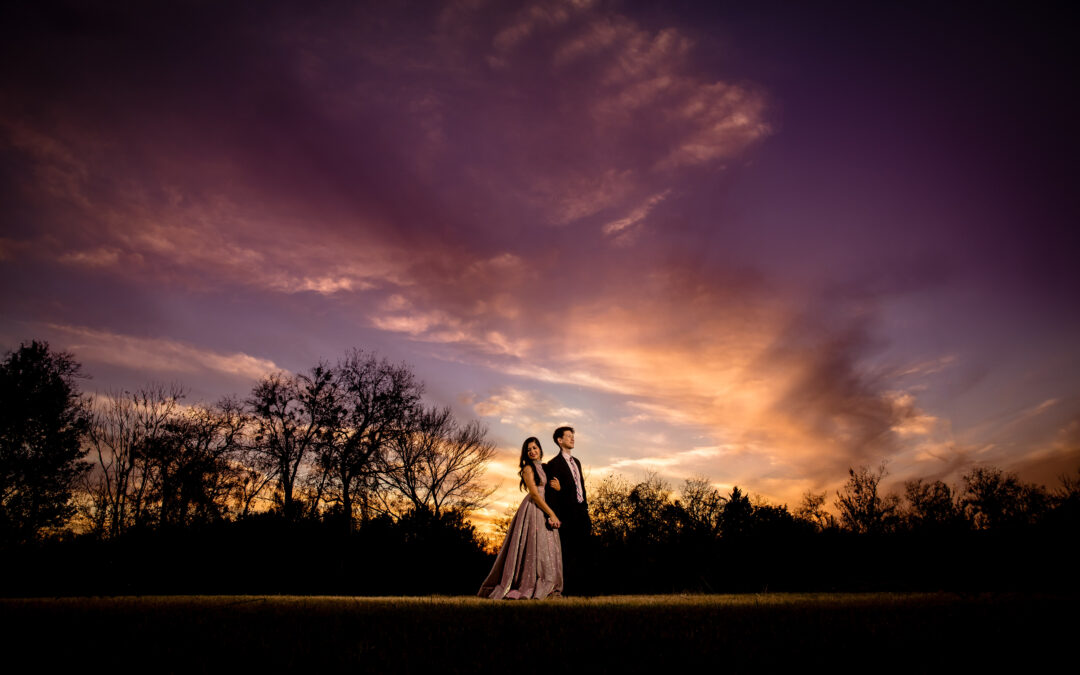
[544,425,591,593]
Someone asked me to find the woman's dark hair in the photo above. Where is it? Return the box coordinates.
[518,437,544,492]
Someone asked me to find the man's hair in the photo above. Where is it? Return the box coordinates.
[553,426,575,446]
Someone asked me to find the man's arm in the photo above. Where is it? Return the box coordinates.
[546,457,567,513]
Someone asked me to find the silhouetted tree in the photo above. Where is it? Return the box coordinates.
[961,466,1048,530]
[749,500,805,537]
[380,406,496,516]
[795,490,837,531]
[721,486,754,537]
[0,341,91,543]
[247,366,336,520]
[85,384,184,537]
[231,451,276,518]
[590,474,634,543]
[623,473,679,545]
[318,351,422,528]
[903,478,965,532]
[1047,468,1080,530]
[491,503,518,540]
[589,473,684,545]
[679,476,726,537]
[835,463,900,534]
[151,399,247,527]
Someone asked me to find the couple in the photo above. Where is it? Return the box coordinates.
[478,426,590,600]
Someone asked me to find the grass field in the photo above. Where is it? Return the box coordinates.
[3,593,1070,671]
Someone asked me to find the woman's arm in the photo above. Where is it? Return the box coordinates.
[524,465,561,528]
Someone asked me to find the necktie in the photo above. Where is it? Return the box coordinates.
[567,455,583,503]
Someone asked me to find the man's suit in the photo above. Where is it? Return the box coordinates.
[544,452,591,592]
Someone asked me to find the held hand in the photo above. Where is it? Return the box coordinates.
[547,515,561,528]
[549,477,561,491]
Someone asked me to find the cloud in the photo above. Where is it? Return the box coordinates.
[383,246,947,501]
[435,1,771,230]
[530,169,638,226]
[896,354,957,378]
[887,392,939,436]
[4,118,408,297]
[2,119,94,209]
[602,189,671,242]
[470,386,586,432]
[1010,413,1080,486]
[44,324,279,382]
[2,0,771,319]
[56,247,126,268]
[10,0,1065,525]
[599,445,723,473]
[960,396,1065,447]
[6,64,931,508]
[654,82,771,170]
[620,400,705,427]
[491,0,597,57]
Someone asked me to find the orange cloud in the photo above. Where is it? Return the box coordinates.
[375,253,961,510]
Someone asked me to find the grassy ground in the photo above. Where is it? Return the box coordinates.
[2,593,1070,672]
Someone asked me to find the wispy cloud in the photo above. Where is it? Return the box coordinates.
[469,386,587,432]
[56,247,127,268]
[602,189,671,242]
[434,1,771,230]
[45,324,279,382]
[491,0,597,58]
[1011,414,1080,485]
[6,120,408,297]
[896,354,957,378]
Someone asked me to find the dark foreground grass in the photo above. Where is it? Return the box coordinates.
[2,593,1070,672]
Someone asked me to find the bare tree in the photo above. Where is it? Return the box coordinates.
[86,384,184,537]
[1053,468,1080,507]
[380,406,496,516]
[834,463,900,534]
[679,476,727,536]
[152,398,247,527]
[247,366,335,520]
[795,490,837,531]
[318,351,422,528]
[230,456,276,518]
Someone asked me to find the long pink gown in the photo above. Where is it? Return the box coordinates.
[478,462,563,599]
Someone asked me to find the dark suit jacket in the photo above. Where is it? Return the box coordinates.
[544,453,590,536]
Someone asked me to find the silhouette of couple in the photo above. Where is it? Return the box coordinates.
[478,426,590,599]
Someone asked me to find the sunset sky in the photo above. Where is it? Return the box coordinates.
[2,0,1078,530]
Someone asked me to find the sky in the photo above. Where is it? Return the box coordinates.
[2,0,1078,531]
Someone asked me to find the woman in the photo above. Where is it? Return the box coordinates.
[478,437,563,599]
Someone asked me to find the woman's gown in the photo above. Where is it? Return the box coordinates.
[478,462,563,599]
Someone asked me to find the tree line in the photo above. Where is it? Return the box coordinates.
[2,340,1077,594]
[1,340,495,545]
[583,461,1078,546]
[580,465,1078,593]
